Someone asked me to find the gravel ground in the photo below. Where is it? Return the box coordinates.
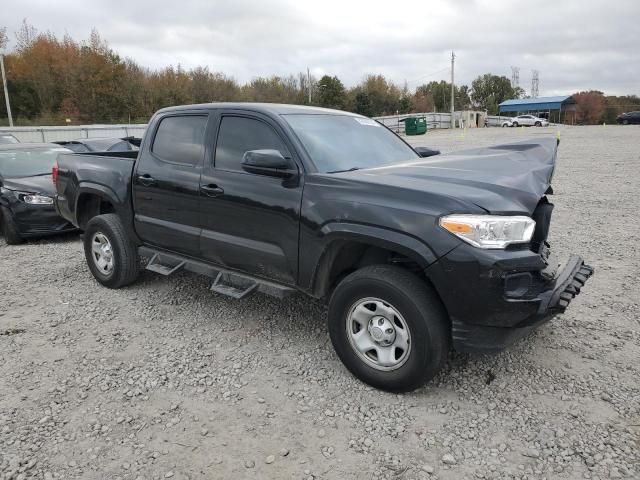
[1,125,639,480]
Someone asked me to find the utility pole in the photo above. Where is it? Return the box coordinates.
[450,51,455,128]
[0,54,13,127]
[307,67,312,104]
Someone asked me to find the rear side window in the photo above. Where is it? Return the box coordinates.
[152,115,208,166]
[215,116,289,171]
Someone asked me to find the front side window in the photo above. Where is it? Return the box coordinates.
[215,116,289,171]
[152,115,208,166]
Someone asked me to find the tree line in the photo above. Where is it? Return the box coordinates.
[0,23,637,126]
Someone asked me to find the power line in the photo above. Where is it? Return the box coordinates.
[405,66,450,86]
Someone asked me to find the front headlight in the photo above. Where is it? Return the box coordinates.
[439,214,535,249]
[20,193,54,205]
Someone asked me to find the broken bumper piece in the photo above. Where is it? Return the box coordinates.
[452,255,594,354]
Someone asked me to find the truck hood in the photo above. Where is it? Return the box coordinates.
[1,174,56,196]
[344,137,558,215]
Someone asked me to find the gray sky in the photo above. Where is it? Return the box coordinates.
[2,0,638,96]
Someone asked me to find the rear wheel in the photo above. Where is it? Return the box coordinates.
[83,214,139,288]
[328,265,450,392]
[512,121,519,127]
[0,206,24,245]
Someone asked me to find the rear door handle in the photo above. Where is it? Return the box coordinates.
[200,184,224,197]
[137,174,156,186]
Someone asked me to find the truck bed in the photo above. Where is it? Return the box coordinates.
[54,151,138,229]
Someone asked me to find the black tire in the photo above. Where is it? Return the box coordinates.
[512,121,519,127]
[623,119,629,125]
[535,121,542,127]
[328,265,450,392]
[83,214,139,288]
[0,206,24,245]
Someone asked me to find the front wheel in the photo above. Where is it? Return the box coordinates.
[83,214,139,288]
[623,119,629,125]
[0,206,24,245]
[328,265,450,392]
[535,121,542,127]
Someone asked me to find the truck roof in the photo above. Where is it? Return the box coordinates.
[155,102,361,117]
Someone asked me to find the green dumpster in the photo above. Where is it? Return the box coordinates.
[401,116,427,135]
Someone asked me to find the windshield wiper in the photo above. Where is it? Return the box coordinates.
[327,167,362,174]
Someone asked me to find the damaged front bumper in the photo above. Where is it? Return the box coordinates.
[451,255,593,354]
[425,243,594,355]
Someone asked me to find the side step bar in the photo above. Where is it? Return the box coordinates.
[210,272,258,299]
[146,253,186,276]
[138,246,296,300]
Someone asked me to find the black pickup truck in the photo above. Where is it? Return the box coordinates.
[54,103,593,391]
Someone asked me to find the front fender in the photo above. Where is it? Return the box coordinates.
[320,222,439,267]
[300,221,442,297]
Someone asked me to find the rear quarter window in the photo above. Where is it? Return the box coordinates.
[152,115,208,166]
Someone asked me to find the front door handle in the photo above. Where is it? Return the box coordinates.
[137,174,156,186]
[200,184,224,197]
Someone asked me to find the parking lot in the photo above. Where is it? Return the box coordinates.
[1,125,638,479]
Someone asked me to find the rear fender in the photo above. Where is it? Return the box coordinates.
[74,183,137,240]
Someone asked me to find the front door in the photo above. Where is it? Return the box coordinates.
[133,113,209,255]
[198,112,303,285]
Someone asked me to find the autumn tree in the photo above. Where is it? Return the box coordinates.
[573,91,605,124]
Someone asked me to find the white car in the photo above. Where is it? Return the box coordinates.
[502,115,549,127]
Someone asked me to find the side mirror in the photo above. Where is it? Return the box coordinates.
[414,146,441,158]
[241,149,297,178]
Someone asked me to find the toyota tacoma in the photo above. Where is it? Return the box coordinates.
[53,103,593,392]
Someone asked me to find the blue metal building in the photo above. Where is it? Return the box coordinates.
[499,96,576,123]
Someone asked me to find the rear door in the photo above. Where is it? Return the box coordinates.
[133,112,209,255]
[198,110,303,285]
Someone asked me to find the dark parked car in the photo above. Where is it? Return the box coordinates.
[616,111,640,125]
[53,137,140,153]
[54,103,593,392]
[0,143,76,244]
[0,134,19,144]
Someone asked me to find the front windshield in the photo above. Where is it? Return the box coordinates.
[283,114,418,173]
[0,147,69,178]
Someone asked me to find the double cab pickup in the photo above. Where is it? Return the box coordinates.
[53,103,593,391]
